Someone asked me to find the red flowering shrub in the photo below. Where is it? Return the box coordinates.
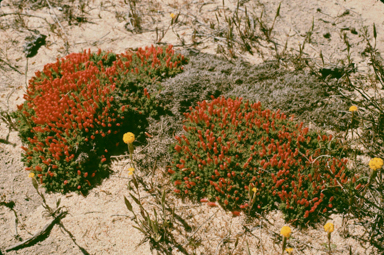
[169,96,356,225]
[15,45,188,193]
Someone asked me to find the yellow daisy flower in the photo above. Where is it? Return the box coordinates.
[170,13,176,19]
[349,105,358,112]
[252,187,257,192]
[123,132,135,144]
[286,248,293,254]
[280,226,291,238]
[324,222,334,233]
[128,167,135,176]
[28,172,35,178]
[369,158,383,171]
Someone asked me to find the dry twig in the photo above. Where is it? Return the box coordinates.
[5,211,68,252]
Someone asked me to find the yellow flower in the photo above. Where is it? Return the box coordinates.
[286,248,293,254]
[28,173,35,178]
[170,13,176,19]
[280,226,291,238]
[123,132,135,144]
[324,222,334,233]
[252,187,257,192]
[128,167,135,176]
[349,105,358,112]
[369,158,383,171]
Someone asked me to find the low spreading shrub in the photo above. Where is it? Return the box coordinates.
[168,96,359,225]
[14,45,188,193]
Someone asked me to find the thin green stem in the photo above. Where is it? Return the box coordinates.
[25,57,28,89]
[328,233,332,255]
[281,237,287,255]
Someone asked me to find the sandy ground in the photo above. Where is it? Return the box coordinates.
[1,0,384,254]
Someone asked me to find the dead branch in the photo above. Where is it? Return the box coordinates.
[182,209,219,246]
[0,12,51,26]
[0,58,22,74]
[5,211,68,252]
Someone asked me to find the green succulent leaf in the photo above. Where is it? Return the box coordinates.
[124,196,133,212]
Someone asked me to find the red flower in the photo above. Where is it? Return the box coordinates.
[174,145,182,153]
[232,211,241,217]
